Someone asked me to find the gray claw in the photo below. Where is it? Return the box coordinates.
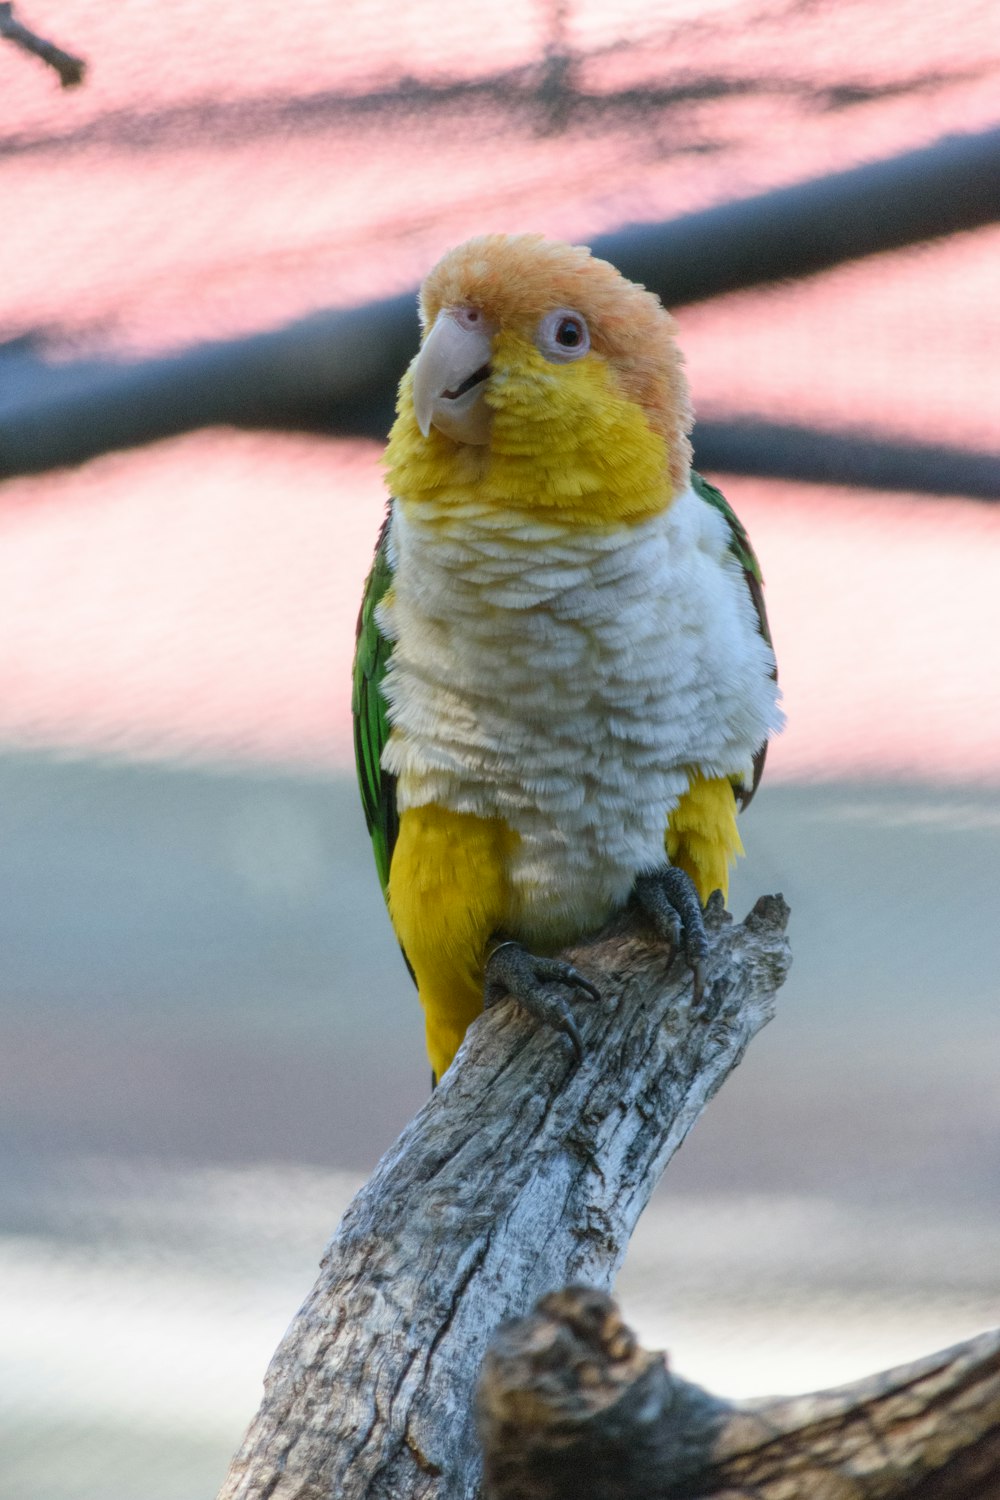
[484,942,601,1062]
[634,867,710,1003]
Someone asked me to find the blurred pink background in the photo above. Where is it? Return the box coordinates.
[1,0,998,783]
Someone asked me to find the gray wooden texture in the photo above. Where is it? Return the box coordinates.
[217,894,791,1499]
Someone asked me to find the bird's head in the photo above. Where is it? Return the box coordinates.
[386,235,693,526]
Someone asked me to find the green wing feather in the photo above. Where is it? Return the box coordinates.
[352,510,398,899]
[691,469,775,807]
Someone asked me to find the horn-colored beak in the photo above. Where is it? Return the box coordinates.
[412,310,494,445]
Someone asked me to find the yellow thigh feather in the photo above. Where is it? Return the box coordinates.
[388,803,516,1080]
[665,772,743,904]
[390,774,742,1078]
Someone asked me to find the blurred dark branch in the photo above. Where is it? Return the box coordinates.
[693,421,1000,502]
[0,297,416,479]
[594,124,1000,304]
[0,3,85,87]
[478,1286,1000,1500]
[1,127,997,490]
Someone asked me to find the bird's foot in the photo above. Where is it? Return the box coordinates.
[633,867,710,1008]
[484,940,602,1062]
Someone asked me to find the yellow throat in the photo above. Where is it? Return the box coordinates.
[385,331,675,529]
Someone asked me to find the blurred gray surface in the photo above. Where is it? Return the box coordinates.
[0,751,997,1500]
[1,752,425,1173]
[2,750,997,1198]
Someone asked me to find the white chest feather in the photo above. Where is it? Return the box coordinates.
[379,488,781,943]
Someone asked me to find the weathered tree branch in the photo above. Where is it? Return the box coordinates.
[477,1285,1000,1499]
[216,893,791,1500]
[0,3,85,87]
[2,126,998,489]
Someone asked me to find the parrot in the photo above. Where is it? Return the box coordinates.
[353,234,782,1083]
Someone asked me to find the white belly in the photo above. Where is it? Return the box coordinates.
[379,486,781,945]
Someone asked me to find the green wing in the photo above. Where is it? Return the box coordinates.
[691,469,775,807]
[352,511,398,899]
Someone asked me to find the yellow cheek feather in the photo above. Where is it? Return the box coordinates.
[385,333,674,529]
[665,772,744,906]
[388,802,518,1080]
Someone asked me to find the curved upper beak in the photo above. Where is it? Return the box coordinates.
[411,310,495,445]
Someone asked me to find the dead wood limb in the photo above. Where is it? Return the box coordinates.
[216,893,791,1500]
[0,4,85,87]
[477,1286,1000,1500]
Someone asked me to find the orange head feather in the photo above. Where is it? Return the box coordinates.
[418,234,693,495]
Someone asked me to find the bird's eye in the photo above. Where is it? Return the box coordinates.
[536,308,591,363]
[452,305,485,331]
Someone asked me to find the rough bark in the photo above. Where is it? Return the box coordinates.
[477,1286,1000,1500]
[216,892,791,1500]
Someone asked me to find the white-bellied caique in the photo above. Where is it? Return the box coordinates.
[353,234,781,1082]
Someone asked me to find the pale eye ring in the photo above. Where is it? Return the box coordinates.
[536,308,591,362]
[452,305,485,331]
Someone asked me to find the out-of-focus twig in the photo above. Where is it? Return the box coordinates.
[0,3,86,88]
